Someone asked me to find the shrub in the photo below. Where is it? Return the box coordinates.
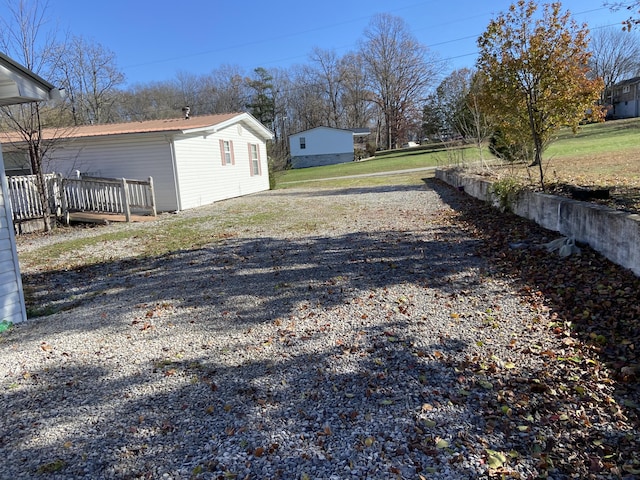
[491,176,523,212]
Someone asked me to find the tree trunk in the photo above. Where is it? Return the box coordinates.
[533,134,545,191]
[29,142,52,232]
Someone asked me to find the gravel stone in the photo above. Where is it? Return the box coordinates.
[2,183,583,478]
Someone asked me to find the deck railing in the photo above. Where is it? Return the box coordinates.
[63,176,156,221]
[7,174,156,227]
[7,173,61,221]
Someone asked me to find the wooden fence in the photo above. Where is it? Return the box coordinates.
[8,173,61,221]
[7,174,156,228]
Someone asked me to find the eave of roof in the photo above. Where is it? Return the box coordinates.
[0,52,56,91]
[289,125,356,137]
[0,112,274,143]
[614,76,640,87]
[52,112,241,139]
[0,52,62,106]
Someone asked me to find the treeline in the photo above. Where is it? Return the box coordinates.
[3,0,639,167]
[0,1,445,163]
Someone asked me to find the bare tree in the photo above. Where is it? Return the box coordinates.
[55,35,125,125]
[589,26,640,105]
[0,0,66,231]
[284,64,327,132]
[359,13,442,149]
[173,70,206,115]
[339,52,373,129]
[307,48,345,128]
[209,64,247,113]
[459,73,492,166]
[116,81,179,121]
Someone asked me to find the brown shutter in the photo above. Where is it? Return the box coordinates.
[230,140,235,165]
[257,144,262,176]
[248,143,254,176]
[219,139,225,165]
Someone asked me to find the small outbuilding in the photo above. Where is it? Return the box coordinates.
[2,112,273,212]
[0,52,61,324]
[289,126,370,169]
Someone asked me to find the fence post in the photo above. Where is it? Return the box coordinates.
[60,176,70,225]
[54,174,63,217]
[121,178,131,222]
[148,177,157,217]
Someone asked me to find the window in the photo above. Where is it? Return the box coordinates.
[249,143,261,176]
[223,141,232,164]
[623,85,631,94]
[299,137,306,149]
[219,139,235,165]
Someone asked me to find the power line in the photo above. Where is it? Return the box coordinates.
[123,1,437,70]
[120,3,628,89]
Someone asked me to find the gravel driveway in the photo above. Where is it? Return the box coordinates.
[0,181,630,479]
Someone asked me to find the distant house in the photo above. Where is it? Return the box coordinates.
[289,126,371,169]
[0,52,61,324]
[2,112,273,212]
[611,77,640,118]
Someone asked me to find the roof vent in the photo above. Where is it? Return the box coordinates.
[182,106,190,119]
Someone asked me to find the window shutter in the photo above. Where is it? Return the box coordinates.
[219,139,225,165]
[248,143,254,176]
[256,144,262,176]
[230,140,235,165]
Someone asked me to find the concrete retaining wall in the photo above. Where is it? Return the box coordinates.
[435,169,640,276]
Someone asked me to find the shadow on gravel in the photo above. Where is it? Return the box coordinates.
[6,179,638,478]
[2,318,479,478]
[427,177,640,478]
[5,181,496,478]
[20,227,483,338]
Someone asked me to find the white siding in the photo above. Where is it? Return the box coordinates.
[173,124,269,210]
[0,146,26,324]
[45,134,179,212]
[289,127,353,157]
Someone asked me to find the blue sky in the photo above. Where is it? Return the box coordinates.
[2,0,633,86]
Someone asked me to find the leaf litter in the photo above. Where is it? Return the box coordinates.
[434,178,640,478]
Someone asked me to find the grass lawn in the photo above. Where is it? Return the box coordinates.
[547,117,640,158]
[19,118,640,274]
[273,145,488,186]
[273,118,640,213]
[500,118,640,214]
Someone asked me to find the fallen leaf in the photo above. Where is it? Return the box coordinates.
[486,449,507,469]
[435,438,449,449]
[479,380,493,389]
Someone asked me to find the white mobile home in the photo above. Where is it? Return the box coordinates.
[0,52,61,324]
[3,112,273,212]
[289,126,362,169]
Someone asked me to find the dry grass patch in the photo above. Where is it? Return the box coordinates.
[490,147,640,214]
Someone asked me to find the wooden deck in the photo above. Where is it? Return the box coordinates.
[67,212,157,225]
